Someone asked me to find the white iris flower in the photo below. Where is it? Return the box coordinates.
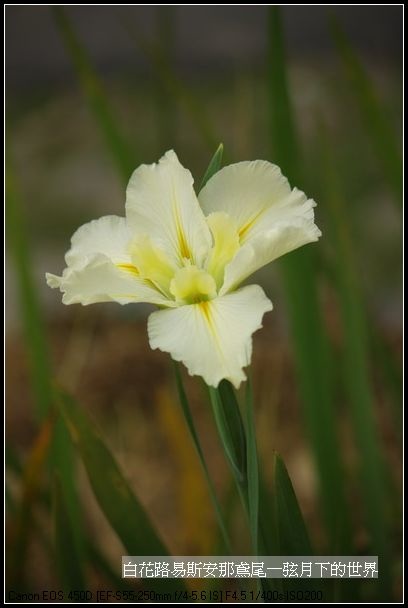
[46,150,321,388]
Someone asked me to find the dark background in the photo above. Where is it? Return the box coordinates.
[6,6,403,90]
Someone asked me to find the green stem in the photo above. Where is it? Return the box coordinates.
[209,378,260,557]
[173,364,232,553]
[208,386,246,484]
[245,376,259,556]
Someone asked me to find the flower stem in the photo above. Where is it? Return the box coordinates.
[244,375,259,556]
[173,363,232,553]
[209,377,260,557]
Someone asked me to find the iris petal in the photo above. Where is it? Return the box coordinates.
[148,284,273,388]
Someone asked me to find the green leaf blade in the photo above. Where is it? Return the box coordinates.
[272,452,312,556]
[56,390,168,557]
[6,157,86,582]
[199,143,224,191]
[6,162,52,420]
[209,382,246,483]
[53,475,86,591]
[56,390,189,595]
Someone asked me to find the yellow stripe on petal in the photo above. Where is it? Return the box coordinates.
[238,208,267,242]
[116,263,139,276]
[205,212,240,289]
[173,200,191,261]
[48,253,176,307]
[129,235,176,297]
[126,150,211,268]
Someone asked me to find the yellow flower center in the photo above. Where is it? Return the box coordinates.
[121,212,241,304]
[170,265,217,304]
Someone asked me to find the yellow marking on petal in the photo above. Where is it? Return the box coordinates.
[206,212,240,289]
[238,208,266,241]
[116,263,139,276]
[170,265,216,305]
[198,301,223,356]
[173,201,191,261]
[129,235,175,297]
[199,300,212,326]
[114,263,170,301]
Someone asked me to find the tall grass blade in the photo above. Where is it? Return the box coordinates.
[7,415,54,589]
[6,162,52,420]
[52,7,135,182]
[51,417,85,555]
[272,452,312,555]
[53,475,86,590]
[267,6,351,552]
[56,389,187,593]
[6,157,85,570]
[318,122,392,595]
[7,456,134,592]
[56,389,169,555]
[272,453,324,595]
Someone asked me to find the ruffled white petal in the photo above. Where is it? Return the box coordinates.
[199,160,291,242]
[47,214,176,306]
[46,254,176,307]
[220,219,321,295]
[147,285,273,388]
[240,187,319,242]
[65,215,133,269]
[198,159,321,293]
[126,150,212,267]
